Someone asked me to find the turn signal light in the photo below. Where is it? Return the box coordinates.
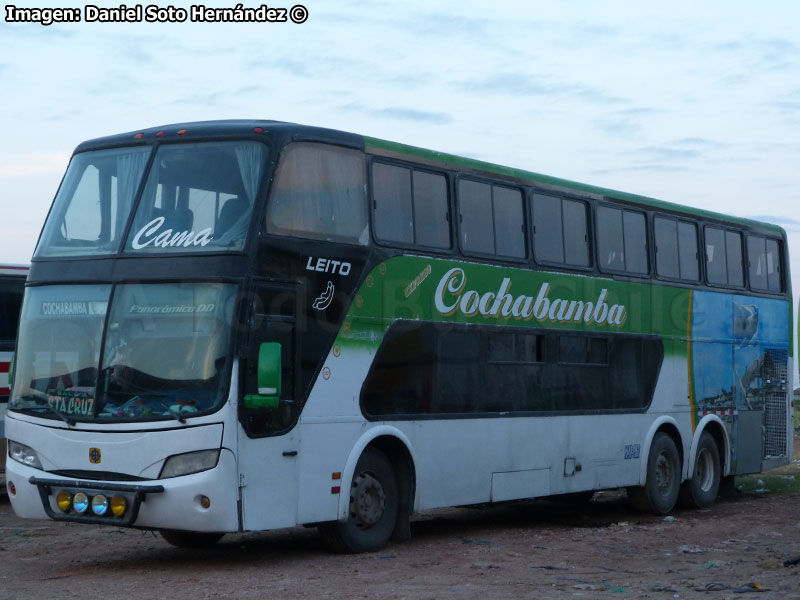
[57,490,72,512]
[110,495,127,517]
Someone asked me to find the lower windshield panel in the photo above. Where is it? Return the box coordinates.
[10,283,237,423]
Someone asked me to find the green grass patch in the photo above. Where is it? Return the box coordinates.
[736,474,800,494]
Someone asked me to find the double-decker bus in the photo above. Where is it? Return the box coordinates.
[0,264,28,479]
[5,121,793,551]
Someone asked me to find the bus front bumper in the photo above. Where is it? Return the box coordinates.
[6,449,239,532]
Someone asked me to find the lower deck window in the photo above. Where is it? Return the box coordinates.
[361,321,662,418]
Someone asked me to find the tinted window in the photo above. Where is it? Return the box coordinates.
[597,206,647,274]
[766,239,781,292]
[725,231,743,287]
[532,195,590,267]
[656,218,699,281]
[459,180,525,258]
[705,227,727,284]
[747,235,768,291]
[267,143,368,245]
[0,278,25,347]
[361,322,662,416]
[493,186,525,258]
[532,194,563,263]
[459,180,494,254]
[655,217,679,278]
[372,163,413,244]
[677,222,699,281]
[563,199,590,266]
[412,171,450,248]
[623,211,648,273]
[596,206,624,271]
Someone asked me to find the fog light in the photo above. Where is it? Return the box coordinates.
[199,495,211,509]
[91,494,109,516]
[57,491,72,512]
[73,492,89,513]
[110,495,127,517]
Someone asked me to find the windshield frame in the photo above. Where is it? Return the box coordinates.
[9,280,241,425]
[33,138,271,261]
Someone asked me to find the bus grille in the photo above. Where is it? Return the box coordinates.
[763,348,788,459]
[48,470,146,482]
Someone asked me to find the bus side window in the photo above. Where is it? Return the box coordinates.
[267,143,368,245]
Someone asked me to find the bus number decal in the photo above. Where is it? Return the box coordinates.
[624,444,641,460]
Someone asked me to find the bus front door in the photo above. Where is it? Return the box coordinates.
[237,283,301,531]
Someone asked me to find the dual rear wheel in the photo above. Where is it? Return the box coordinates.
[630,431,721,514]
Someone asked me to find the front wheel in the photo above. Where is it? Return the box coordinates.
[159,529,224,548]
[319,447,399,553]
[629,432,681,515]
[678,432,721,508]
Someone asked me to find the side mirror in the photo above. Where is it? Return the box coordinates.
[243,342,281,409]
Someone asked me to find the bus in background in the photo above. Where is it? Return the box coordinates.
[0,264,29,479]
[4,121,793,551]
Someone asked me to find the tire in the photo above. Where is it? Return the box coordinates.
[159,529,224,548]
[319,447,399,553]
[678,432,721,508]
[629,432,681,515]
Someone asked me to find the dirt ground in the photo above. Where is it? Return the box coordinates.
[1,453,799,599]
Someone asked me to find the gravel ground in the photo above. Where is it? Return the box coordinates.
[1,478,799,599]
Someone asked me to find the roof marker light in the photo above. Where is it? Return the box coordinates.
[177,129,187,135]
[156,131,165,137]
[134,133,144,139]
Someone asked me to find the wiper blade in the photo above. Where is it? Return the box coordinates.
[19,398,76,427]
[161,403,186,424]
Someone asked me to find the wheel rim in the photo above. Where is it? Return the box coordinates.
[695,447,715,492]
[350,471,386,530]
[655,451,675,495]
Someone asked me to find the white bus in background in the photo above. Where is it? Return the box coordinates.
[0,264,28,478]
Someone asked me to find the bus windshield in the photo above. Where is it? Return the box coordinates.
[9,283,237,423]
[35,141,266,257]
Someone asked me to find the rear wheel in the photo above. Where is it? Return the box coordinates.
[629,432,681,515]
[159,529,224,548]
[679,432,721,508]
[319,447,399,553]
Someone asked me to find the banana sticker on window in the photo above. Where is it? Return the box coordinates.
[312,281,335,311]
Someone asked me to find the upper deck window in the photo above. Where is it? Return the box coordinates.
[596,206,648,275]
[267,143,368,245]
[126,142,266,254]
[372,162,450,249]
[654,217,699,281]
[532,194,590,267]
[458,179,525,259]
[35,147,152,257]
[705,226,744,287]
[747,235,782,293]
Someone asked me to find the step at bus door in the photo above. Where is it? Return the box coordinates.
[237,282,301,531]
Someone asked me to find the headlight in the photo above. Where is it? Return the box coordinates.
[8,441,43,469]
[159,449,220,479]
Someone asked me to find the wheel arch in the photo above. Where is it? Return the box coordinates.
[638,417,685,485]
[689,416,730,478]
[337,426,418,520]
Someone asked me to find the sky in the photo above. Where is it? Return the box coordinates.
[1,0,799,380]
